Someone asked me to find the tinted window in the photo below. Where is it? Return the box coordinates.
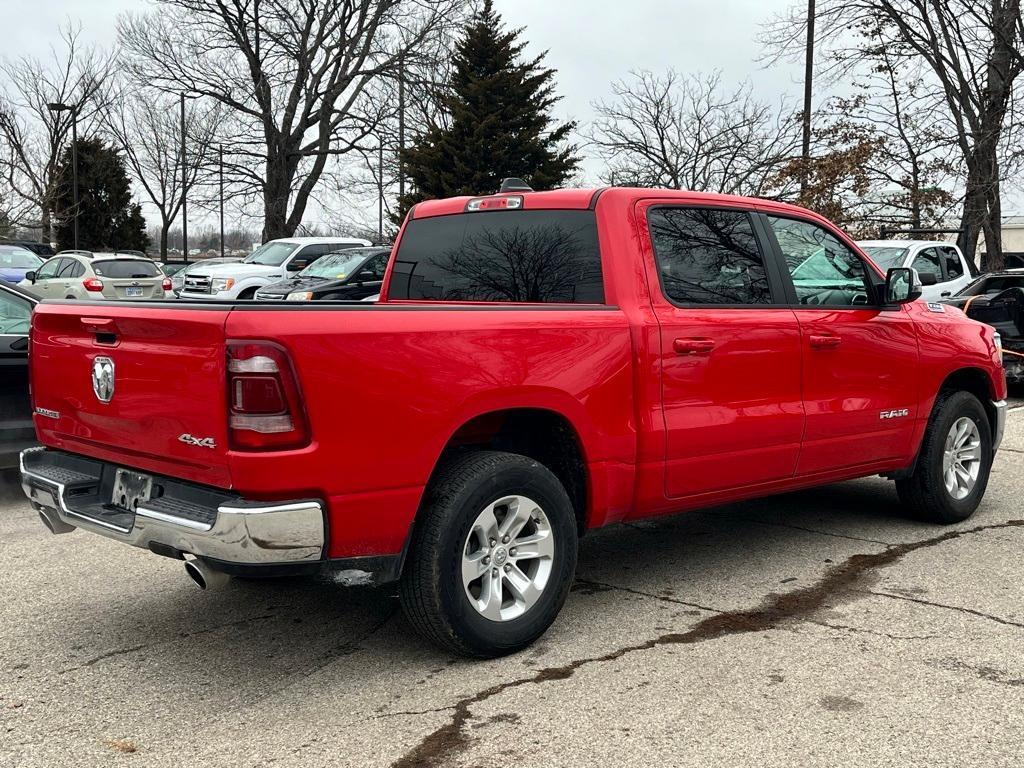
[362,253,389,280]
[911,248,942,281]
[941,247,963,279]
[648,207,770,305]
[769,216,871,307]
[92,260,160,278]
[390,210,603,303]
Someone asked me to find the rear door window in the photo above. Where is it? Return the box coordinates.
[941,247,964,279]
[911,248,943,282]
[389,210,604,303]
[647,207,771,306]
[92,260,160,278]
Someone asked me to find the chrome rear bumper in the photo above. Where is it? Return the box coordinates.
[20,448,325,565]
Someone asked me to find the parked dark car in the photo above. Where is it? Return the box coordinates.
[0,280,37,468]
[254,247,390,301]
[0,238,55,257]
[0,245,43,283]
[943,269,1024,384]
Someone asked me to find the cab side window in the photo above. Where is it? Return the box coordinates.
[647,207,772,306]
[768,216,871,307]
[911,248,943,282]
[941,247,964,279]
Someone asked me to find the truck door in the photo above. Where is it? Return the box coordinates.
[638,201,805,499]
[761,213,919,475]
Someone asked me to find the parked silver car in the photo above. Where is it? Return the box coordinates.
[21,253,170,300]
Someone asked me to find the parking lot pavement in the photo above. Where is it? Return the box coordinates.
[0,407,1022,767]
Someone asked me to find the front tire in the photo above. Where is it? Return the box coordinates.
[399,451,578,658]
[896,390,993,523]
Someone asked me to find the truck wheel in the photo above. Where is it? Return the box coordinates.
[399,451,578,658]
[896,390,993,524]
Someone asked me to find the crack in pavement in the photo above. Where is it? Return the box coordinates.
[572,578,721,614]
[745,519,895,547]
[390,518,1024,768]
[60,613,277,674]
[929,657,1024,687]
[859,589,1024,629]
[808,619,938,641]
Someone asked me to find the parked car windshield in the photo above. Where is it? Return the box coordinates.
[0,246,43,269]
[161,263,187,276]
[299,252,371,280]
[92,259,161,278]
[0,288,32,334]
[244,241,298,266]
[860,246,908,270]
[956,274,1024,297]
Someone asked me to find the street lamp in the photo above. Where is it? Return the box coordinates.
[47,101,79,250]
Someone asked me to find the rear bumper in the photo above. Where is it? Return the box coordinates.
[20,448,325,565]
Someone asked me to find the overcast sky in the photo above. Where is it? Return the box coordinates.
[2,0,807,230]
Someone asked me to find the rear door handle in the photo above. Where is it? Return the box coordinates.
[809,334,841,349]
[673,337,715,355]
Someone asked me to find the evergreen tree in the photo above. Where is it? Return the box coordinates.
[54,138,150,252]
[397,0,580,218]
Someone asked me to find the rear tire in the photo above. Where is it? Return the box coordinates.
[399,451,578,658]
[896,390,993,524]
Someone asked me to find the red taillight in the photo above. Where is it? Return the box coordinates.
[226,341,309,451]
[83,278,104,292]
[162,277,172,291]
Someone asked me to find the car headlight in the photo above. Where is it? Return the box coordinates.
[211,278,235,292]
[286,291,313,301]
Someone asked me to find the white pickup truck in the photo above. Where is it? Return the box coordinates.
[178,237,371,300]
[857,240,977,302]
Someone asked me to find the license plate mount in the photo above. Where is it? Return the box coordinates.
[111,468,153,512]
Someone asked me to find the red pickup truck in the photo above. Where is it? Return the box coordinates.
[20,187,1008,657]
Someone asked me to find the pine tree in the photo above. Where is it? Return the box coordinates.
[53,138,150,252]
[397,0,580,218]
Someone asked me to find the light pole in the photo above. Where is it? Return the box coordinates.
[219,144,225,258]
[180,92,189,264]
[800,0,816,200]
[47,102,79,250]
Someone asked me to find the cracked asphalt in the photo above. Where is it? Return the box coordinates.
[1,399,1023,767]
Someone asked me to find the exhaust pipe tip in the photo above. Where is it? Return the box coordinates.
[184,558,230,591]
[37,507,75,535]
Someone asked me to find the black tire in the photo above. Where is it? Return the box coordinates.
[237,288,257,300]
[399,450,578,658]
[896,390,993,524]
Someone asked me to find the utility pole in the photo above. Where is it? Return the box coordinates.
[180,92,189,264]
[378,141,384,242]
[398,54,406,204]
[800,0,816,200]
[219,144,225,258]
[46,102,79,249]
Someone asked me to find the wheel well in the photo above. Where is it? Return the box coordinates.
[939,368,997,429]
[237,287,257,299]
[434,409,589,535]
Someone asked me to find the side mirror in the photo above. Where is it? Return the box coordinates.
[918,271,939,286]
[24,271,36,282]
[287,260,307,272]
[885,267,922,305]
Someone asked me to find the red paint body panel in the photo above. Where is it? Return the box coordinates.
[29,188,1007,561]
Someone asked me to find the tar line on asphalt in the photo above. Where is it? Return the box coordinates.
[390,518,1024,768]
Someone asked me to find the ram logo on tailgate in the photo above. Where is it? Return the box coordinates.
[91,356,115,403]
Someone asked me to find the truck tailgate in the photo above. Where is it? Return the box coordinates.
[30,302,233,488]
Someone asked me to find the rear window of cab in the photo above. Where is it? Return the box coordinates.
[389,209,604,303]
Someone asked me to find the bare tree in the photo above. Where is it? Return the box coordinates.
[117,0,466,242]
[104,86,223,258]
[762,1,1024,269]
[0,24,115,239]
[586,70,800,196]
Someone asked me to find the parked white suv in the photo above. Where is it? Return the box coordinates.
[858,240,976,302]
[177,237,371,300]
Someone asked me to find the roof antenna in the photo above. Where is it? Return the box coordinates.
[498,177,533,193]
